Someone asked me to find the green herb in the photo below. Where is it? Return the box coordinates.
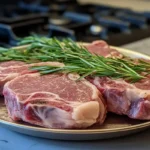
[1,36,150,82]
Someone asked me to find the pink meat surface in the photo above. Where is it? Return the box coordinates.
[3,73,106,129]
[85,40,123,58]
[0,62,64,94]
[0,61,26,68]
[88,76,150,120]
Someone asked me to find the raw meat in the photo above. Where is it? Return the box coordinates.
[0,61,26,69]
[88,76,150,120]
[3,73,106,129]
[85,40,123,58]
[0,62,64,94]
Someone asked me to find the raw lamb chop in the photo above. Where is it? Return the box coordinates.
[0,62,64,94]
[85,40,123,58]
[3,73,106,129]
[85,40,150,120]
[88,76,150,120]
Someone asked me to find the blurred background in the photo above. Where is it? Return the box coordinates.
[0,0,150,48]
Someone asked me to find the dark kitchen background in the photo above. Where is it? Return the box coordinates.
[1,0,150,48]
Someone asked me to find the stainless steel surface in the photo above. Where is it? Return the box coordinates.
[0,46,150,140]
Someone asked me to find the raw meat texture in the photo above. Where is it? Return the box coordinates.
[0,40,122,94]
[0,61,26,93]
[3,73,106,129]
[0,62,64,94]
[0,61,26,69]
[88,76,150,120]
[85,40,123,58]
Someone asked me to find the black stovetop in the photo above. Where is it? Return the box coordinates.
[0,0,150,47]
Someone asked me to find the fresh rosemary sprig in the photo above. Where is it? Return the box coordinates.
[0,36,150,82]
[19,36,147,82]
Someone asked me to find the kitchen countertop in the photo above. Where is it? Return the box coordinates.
[0,39,150,150]
[122,37,150,56]
[0,127,150,150]
[79,0,150,12]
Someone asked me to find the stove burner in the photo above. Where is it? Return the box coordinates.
[0,2,150,47]
[90,25,103,35]
[18,1,49,13]
[115,11,147,28]
[88,24,107,39]
[95,15,131,34]
[49,17,71,26]
[48,24,76,40]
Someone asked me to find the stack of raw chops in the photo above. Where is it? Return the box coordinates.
[1,41,150,129]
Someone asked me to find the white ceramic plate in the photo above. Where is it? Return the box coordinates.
[0,46,150,140]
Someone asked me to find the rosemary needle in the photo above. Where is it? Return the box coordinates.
[0,36,149,82]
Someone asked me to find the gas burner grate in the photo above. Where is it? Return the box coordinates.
[0,1,150,47]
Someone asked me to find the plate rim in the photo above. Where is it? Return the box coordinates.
[1,45,150,135]
[0,118,150,134]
